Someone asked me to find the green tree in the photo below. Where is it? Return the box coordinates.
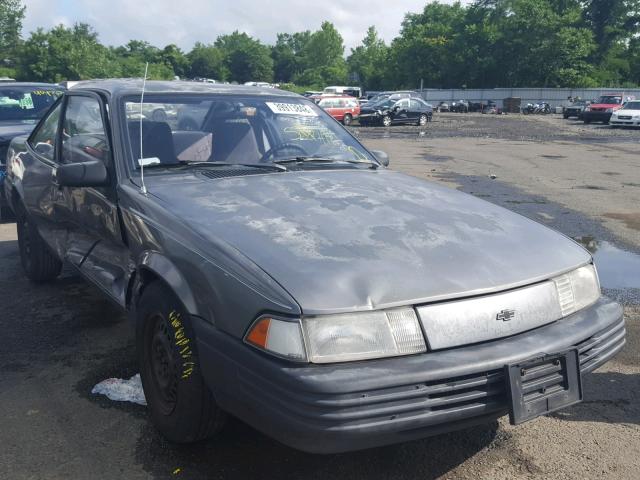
[18,23,121,82]
[161,44,188,78]
[388,2,467,88]
[187,42,228,80]
[580,1,640,84]
[0,0,26,76]
[294,22,347,86]
[347,26,389,90]
[271,31,311,83]
[215,32,273,83]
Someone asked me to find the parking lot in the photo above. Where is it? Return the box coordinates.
[0,112,638,479]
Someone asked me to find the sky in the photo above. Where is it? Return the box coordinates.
[21,0,467,53]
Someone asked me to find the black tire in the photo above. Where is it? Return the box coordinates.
[418,114,428,126]
[137,281,226,443]
[342,113,353,126]
[16,209,62,283]
[0,205,14,223]
[382,115,392,127]
[563,114,569,119]
[584,119,591,124]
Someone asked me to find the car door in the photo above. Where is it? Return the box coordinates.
[57,92,130,306]
[410,99,425,121]
[393,99,411,123]
[20,99,68,258]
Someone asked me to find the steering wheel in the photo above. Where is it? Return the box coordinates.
[260,143,308,163]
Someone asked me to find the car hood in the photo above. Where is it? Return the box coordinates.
[148,169,591,315]
[0,120,38,144]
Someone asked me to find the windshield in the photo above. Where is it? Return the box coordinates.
[123,94,374,170]
[597,96,622,104]
[621,101,640,110]
[0,86,63,122]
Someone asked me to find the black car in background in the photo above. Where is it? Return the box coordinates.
[359,97,433,126]
[563,100,590,120]
[450,100,469,113]
[0,82,64,218]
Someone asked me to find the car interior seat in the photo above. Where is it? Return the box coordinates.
[128,121,179,165]
[207,115,262,164]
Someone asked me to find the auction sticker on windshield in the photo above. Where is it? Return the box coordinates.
[266,102,317,116]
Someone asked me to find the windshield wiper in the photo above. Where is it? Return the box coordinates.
[139,160,287,171]
[178,161,287,171]
[274,156,379,169]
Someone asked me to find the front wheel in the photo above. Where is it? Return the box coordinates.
[418,114,428,126]
[382,115,392,127]
[137,282,226,443]
[16,210,62,283]
[342,113,353,126]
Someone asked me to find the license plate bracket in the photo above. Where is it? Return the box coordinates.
[506,349,582,425]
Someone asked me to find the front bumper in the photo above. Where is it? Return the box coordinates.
[194,296,624,453]
[564,109,583,118]
[610,117,640,127]
[583,111,613,123]
[358,114,381,125]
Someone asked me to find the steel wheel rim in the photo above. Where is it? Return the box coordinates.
[148,313,179,415]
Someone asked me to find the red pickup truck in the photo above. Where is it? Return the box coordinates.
[583,93,635,124]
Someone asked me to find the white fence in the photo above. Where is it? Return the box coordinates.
[416,88,640,107]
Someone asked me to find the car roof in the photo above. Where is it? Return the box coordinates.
[70,79,299,98]
[0,82,63,88]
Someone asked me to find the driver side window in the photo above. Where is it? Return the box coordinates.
[62,96,110,164]
[29,101,62,162]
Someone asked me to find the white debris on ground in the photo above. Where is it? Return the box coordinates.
[91,374,147,406]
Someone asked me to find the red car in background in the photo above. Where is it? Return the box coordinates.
[316,95,360,125]
[582,93,635,124]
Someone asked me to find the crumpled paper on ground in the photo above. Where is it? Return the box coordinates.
[91,374,147,406]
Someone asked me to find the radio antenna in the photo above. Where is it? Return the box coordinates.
[139,62,149,194]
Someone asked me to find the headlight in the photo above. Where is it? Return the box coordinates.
[302,308,426,363]
[584,107,591,112]
[245,308,426,364]
[552,264,600,317]
[605,108,613,113]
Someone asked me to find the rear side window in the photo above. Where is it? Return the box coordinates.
[62,96,110,164]
[29,101,63,162]
[410,100,424,109]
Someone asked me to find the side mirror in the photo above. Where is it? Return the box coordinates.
[370,150,390,167]
[54,160,109,187]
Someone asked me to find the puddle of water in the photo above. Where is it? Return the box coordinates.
[574,236,640,289]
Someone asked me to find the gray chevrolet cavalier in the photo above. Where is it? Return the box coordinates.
[4,80,625,453]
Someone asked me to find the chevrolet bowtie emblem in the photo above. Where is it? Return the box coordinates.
[496,309,516,322]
